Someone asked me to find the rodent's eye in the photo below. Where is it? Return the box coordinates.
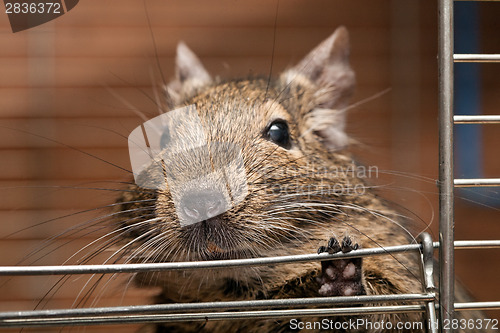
[265,120,291,149]
[159,127,170,150]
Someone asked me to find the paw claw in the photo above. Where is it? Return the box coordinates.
[327,237,340,251]
[317,245,327,254]
[341,235,358,253]
[318,237,342,254]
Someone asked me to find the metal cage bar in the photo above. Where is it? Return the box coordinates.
[438,0,455,331]
[1,240,499,277]
[454,54,500,62]
[454,115,500,123]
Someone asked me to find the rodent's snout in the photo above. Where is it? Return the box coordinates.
[179,189,229,224]
[176,188,245,259]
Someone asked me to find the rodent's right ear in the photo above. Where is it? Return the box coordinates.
[280,26,355,110]
[165,42,213,106]
[279,27,355,151]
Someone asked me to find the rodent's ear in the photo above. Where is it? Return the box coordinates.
[280,27,355,151]
[282,26,355,108]
[165,42,213,106]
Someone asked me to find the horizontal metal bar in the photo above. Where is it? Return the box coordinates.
[455,301,500,311]
[2,241,499,276]
[2,299,497,328]
[454,115,500,124]
[0,305,427,328]
[453,240,500,249]
[0,243,423,276]
[454,54,500,62]
[0,294,434,321]
[454,178,500,187]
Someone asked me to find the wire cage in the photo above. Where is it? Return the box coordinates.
[1,0,499,332]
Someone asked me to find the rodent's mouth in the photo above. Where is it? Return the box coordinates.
[180,217,253,261]
[197,241,252,261]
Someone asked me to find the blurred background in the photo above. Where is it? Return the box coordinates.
[0,0,499,332]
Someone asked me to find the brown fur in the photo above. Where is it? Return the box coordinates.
[114,27,483,332]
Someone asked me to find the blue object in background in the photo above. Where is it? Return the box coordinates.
[454,2,499,206]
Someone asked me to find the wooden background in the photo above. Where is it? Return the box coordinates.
[0,1,499,332]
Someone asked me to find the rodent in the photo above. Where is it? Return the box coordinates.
[115,27,486,332]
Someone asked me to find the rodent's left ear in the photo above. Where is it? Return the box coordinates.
[280,27,355,151]
[165,42,213,106]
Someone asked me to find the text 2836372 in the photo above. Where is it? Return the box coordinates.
[5,2,61,14]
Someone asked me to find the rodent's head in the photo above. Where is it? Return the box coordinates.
[121,27,361,267]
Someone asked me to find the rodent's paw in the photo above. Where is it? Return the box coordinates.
[317,236,365,297]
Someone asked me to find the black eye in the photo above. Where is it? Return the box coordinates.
[265,120,291,149]
[159,127,170,150]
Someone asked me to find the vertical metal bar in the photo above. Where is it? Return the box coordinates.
[438,0,455,331]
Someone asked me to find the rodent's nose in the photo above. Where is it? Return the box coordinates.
[179,189,228,225]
